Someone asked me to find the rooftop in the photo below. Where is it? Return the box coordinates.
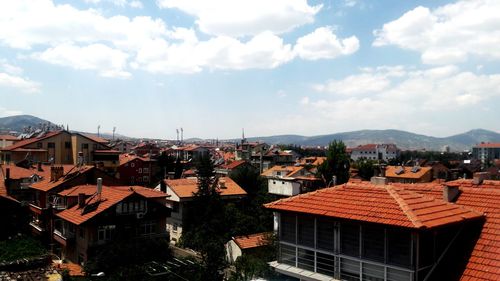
[385,165,432,179]
[265,182,483,229]
[165,177,246,199]
[232,232,272,250]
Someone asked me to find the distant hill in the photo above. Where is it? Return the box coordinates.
[242,129,500,151]
[0,115,56,133]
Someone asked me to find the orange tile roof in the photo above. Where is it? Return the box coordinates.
[165,177,246,199]
[265,182,483,229]
[446,179,500,190]
[81,134,109,144]
[475,142,500,148]
[392,182,500,281]
[233,232,272,250]
[261,165,305,178]
[0,164,52,179]
[30,165,93,192]
[59,184,168,199]
[0,131,63,151]
[385,165,432,179]
[222,160,248,170]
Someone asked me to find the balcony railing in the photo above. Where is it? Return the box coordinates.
[29,222,45,232]
[53,229,75,240]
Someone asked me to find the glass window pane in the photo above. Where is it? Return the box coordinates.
[297,248,314,271]
[362,263,384,281]
[387,268,411,281]
[340,258,360,281]
[297,215,314,247]
[317,218,335,252]
[317,252,335,276]
[279,244,296,266]
[362,225,385,262]
[387,228,411,267]
[341,223,360,257]
[280,213,296,243]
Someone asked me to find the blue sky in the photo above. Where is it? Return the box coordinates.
[1,0,499,139]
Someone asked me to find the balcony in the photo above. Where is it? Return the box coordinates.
[53,229,75,246]
[29,221,45,233]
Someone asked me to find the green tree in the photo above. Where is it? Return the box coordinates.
[354,159,375,180]
[317,140,350,185]
[181,154,228,281]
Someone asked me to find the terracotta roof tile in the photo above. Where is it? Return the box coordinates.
[385,165,432,179]
[222,160,248,170]
[475,143,500,148]
[233,232,273,250]
[0,134,19,141]
[165,177,246,199]
[59,184,168,199]
[30,165,94,192]
[264,182,483,229]
[0,131,63,151]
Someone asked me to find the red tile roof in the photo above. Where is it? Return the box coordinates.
[475,143,500,148]
[81,134,109,144]
[385,165,432,179]
[59,184,168,199]
[265,182,483,229]
[222,160,248,170]
[0,131,63,151]
[0,164,53,180]
[30,165,93,192]
[165,177,246,199]
[56,187,132,225]
[233,232,272,250]
[392,182,500,281]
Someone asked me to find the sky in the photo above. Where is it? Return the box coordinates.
[1,0,499,140]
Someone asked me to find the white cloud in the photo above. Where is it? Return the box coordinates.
[156,0,322,37]
[305,65,500,134]
[33,43,131,78]
[84,0,143,8]
[0,59,23,76]
[294,27,359,60]
[373,0,500,64]
[0,1,356,76]
[0,72,40,93]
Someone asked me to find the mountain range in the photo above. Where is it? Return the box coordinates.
[1,115,499,151]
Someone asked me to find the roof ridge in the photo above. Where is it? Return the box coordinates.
[385,185,425,228]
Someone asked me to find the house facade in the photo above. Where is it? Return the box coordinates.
[54,184,170,264]
[350,144,400,161]
[472,142,500,165]
[261,165,322,197]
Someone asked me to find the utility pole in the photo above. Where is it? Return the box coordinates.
[112,127,116,140]
[97,125,101,137]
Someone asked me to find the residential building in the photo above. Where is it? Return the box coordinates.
[53,183,170,264]
[159,177,246,244]
[215,160,255,176]
[384,166,433,183]
[350,144,400,161]
[0,130,112,166]
[132,142,160,157]
[472,142,500,165]
[117,154,156,186]
[0,134,18,149]
[264,180,493,281]
[225,232,272,264]
[108,140,135,153]
[261,165,322,197]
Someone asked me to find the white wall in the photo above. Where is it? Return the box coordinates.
[268,179,301,196]
[225,240,242,264]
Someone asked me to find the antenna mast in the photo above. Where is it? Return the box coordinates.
[112,127,116,140]
[97,125,101,137]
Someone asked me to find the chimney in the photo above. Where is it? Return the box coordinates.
[473,172,489,185]
[50,166,64,181]
[37,162,43,171]
[78,193,86,208]
[219,179,227,189]
[97,178,103,200]
[443,184,460,203]
[371,176,388,186]
[160,179,167,193]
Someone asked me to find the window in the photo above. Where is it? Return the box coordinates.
[139,168,143,173]
[65,142,71,148]
[279,244,296,266]
[340,258,359,281]
[297,215,314,247]
[362,225,385,262]
[139,221,157,235]
[363,262,384,281]
[93,144,98,150]
[388,228,412,267]
[316,252,335,276]
[280,213,296,243]
[297,248,314,271]
[143,168,149,173]
[47,142,55,148]
[317,218,335,252]
[143,176,149,182]
[131,162,135,168]
[37,142,43,148]
[341,223,359,257]
[82,143,89,149]
[97,225,115,242]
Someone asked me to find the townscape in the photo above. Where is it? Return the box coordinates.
[0,123,499,280]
